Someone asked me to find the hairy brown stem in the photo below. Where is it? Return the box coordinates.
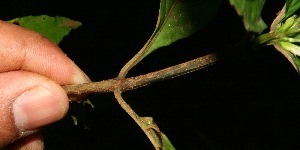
[114,89,162,149]
[63,52,219,98]
[64,50,234,149]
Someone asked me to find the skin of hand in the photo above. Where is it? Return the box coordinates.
[0,20,90,149]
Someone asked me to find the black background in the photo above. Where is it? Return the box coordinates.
[1,0,300,149]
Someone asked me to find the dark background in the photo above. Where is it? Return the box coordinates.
[1,0,300,149]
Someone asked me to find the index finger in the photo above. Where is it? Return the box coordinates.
[0,20,89,85]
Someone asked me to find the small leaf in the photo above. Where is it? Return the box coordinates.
[274,43,300,74]
[285,0,300,19]
[161,132,176,150]
[279,41,300,56]
[71,115,78,126]
[83,99,95,108]
[8,15,82,45]
[229,0,267,34]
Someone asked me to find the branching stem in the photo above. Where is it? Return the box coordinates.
[114,89,162,149]
[63,52,219,98]
[63,49,239,149]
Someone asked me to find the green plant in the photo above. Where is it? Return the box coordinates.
[6,0,300,149]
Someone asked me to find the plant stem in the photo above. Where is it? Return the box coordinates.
[63,48,238,149]
[63,52,219,98]
[114,89,162,149]
[118,43,149,78]
[255,32,276,45]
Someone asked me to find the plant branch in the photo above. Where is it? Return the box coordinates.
[118,43,149,78]
[114,89,163,149]
[63,52,219,98]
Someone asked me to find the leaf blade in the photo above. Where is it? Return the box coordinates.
[161,132,176,150]
[285,0,300,18]
[118,0,222,77]
[229,0,267,34]
[8,15,82,45]
[146,0,222,55]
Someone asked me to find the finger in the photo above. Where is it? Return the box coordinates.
[4,132,44,150]
[0,20,90,85]
[0,71,69,148]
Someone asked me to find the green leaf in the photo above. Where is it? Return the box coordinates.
[8,15,82,45]
[71,115,78,126]
[145,0,222,56]
[229,0,267,34]
[82,99,95,108]
[274,43,300,74]
[285,0,300,19]
[162,132,176,150]
[287,51,300,73]
[118,0,222,77]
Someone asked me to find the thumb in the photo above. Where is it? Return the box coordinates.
[0,71,69,148]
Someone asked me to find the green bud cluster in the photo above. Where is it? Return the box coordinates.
[276,15,297,33]
[274,15,300,56]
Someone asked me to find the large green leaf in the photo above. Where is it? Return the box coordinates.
[145,0,222,56]
[119,0,222,77]
[285,0,300,19]
[229,0,267,34]
[8,15,81,45]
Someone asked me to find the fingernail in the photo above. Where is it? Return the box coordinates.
[73,66,91,84]
[13,86,66,132]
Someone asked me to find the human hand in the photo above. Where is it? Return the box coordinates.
[0,20,90,149]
